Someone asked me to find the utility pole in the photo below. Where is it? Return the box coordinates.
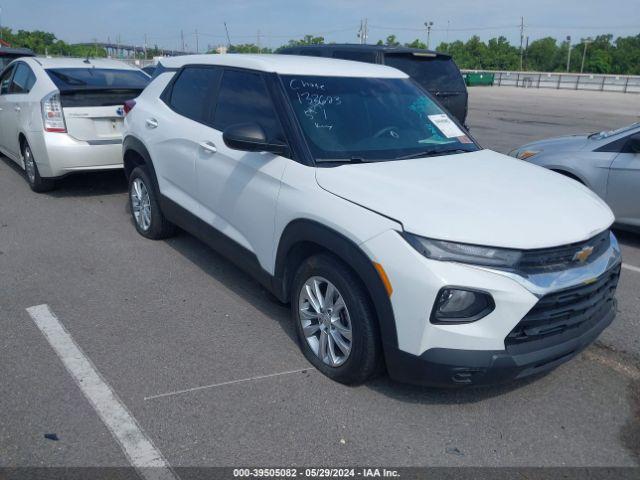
[580,37,592,73]
[424,21,433,49]
[364,18,368,44]
[565,35,572,72]
[224,21,231,48]
[257,29,261,51]
[143,33,148,59]
[519,16,525,71]
[0,7,3,42]
[357,18,368,44]
[195,30,199,53]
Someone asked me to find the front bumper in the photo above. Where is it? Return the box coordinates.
[385,297,616,387]
[361,229,622,387]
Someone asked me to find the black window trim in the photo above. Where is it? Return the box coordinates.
[7,61,36,95]
[161,64,222,124]
[160,64,303,163]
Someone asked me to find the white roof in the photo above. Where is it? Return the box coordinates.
[159,54,408,78]
[29,57,139,70]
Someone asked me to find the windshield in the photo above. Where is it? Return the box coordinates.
[281,75,478,162]
[46,68,150,91]
[384,54,466,91]
[589,122,640,140]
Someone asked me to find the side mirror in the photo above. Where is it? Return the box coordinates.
[627,133,640,154]
[223,123,289,156]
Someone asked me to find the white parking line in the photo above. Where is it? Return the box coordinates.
[26,304,177,480]
[622,263,640,274]
[145,368,313,401]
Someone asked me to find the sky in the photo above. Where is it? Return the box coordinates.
[1,0,639,51]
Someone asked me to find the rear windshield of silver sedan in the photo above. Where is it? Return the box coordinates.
[46,68,150,91]
[280,75,478,161]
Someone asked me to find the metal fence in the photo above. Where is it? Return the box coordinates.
[462,70,640,93]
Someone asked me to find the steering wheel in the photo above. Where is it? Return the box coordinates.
[373,126,401,139]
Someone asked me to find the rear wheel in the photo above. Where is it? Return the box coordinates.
[292,254,382,385]
[128,166,176,239]
[22,142,55,193]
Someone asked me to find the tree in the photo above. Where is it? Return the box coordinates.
[385,35,400,47]
[611,34,640,75]
[405,39,427,49]
[278,34,325,51]
[525,37,559,71]
[227,44,272,54]
[485,36,519,70]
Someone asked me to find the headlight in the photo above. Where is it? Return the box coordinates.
[515,150,540,160]
[402,232,522,269]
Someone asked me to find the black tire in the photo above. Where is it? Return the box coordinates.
[291,253,383,385]
[22,142,55,193]
[128,165,177,239]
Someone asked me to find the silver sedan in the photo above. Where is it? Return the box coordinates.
[510,123,640,230]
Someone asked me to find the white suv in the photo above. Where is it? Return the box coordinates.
[123,54,621,386]
[0,57,149,192]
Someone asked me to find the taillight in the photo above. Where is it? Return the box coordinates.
[123,99,136,116]
[41,92,66,133]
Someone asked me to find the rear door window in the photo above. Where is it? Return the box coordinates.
[212,69,284,142]
[10,63,36,93]
[45,68,150,91]
[168,66,222,123]
[384,54,465,91]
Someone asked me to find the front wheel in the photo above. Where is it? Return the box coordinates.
[22,142,55,193]
[292,254,383,385]
[128,166,176,239]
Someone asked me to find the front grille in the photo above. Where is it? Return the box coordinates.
[506,266,620,354]
[517,229,611,273]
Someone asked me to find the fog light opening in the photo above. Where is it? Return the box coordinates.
[431,287,495,324]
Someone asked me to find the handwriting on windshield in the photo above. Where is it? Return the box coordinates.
[289,79,342,130]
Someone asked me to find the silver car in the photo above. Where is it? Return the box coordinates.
[510,123,640,230]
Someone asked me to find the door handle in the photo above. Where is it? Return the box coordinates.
[145,118,158,129]
[14,106,20,112]
[199,141,217,154]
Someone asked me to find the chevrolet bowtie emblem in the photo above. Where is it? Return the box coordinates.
[573,245,594,263]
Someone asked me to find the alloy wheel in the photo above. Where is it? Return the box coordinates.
[24,146,36,184]
[298,276,352,367]
[131,178,152,231]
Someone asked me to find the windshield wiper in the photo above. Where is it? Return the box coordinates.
[395,148,471,160]
[315,157,368,164]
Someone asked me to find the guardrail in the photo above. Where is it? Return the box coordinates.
[461,70,640,94]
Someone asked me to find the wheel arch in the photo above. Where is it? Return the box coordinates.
[273,219,398,349]
[550,168,586,185]
[123,135,155,181]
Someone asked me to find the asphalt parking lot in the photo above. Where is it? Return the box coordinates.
[1,86,640,470]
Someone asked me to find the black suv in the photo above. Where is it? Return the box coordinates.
[279,44,468,124]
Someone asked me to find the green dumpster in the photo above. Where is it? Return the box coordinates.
[464,72,495,86]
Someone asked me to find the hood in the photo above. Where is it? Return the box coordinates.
[513,135,591,156]
[315,149,614,249]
